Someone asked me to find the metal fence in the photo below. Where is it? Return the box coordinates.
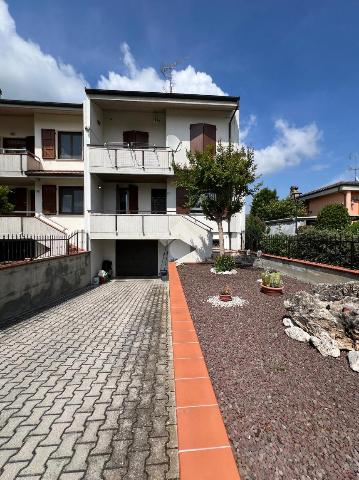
[0,230,87,264]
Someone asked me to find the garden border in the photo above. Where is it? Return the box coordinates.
[168,262,240,480]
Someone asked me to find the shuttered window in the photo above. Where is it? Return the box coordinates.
[58,132,82,160]
[42,185,57,214]
[176,187,189,214]
[41,129,56,159]
[190,123,216,153]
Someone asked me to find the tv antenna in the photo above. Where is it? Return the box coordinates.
[348,152,359,181]
[161,60,181,93]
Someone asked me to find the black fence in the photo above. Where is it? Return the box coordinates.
[0,231,87,264]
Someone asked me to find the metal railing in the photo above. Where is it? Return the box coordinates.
[0,149,42,173]
[0,231,87,265]
[88,144,173,171]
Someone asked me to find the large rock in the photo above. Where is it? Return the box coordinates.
[310,333,341,358]
[285,326,311,342]
[284,288,359,351]
[348,351,359,372]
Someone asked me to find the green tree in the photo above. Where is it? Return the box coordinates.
[245,214,266,250]
[173,143,258,255]
[316,203,351,231]
[0,186,14,214]
[258,197,306,221]
[250,187,278,218]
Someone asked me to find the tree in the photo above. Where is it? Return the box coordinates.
[316,203,351,231]
[250,187,278,218]
[245,214,266,250]
[173,143,258,255]
[0,186,14,214]
[256,196,306,221]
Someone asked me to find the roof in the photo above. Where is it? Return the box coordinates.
[0,99,82,109]
[85,88,239,103]
[299,181,359,200]
[26,171,84,177]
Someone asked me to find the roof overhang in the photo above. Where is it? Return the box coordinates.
[300,183,359,201]
[0,99,83,116]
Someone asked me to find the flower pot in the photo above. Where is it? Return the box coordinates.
[219,294,232,302]
[260,284,283,296]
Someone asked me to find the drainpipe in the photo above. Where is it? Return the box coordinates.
[228,101,239,145]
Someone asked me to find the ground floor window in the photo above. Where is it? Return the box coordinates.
[59,186,83,214]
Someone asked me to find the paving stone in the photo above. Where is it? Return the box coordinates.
[20,445,57,476]
[0,461,28,480]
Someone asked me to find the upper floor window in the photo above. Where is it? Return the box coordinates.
[58,132,82,160]
[59,186,84,214]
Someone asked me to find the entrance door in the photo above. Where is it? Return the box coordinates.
[116,240,158,276]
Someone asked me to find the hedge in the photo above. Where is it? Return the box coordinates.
[261,230,359,270]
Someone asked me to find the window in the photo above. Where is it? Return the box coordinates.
[58,132,82,159]
[59,187,83,214]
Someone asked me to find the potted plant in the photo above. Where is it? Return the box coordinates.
[260,270,283,296]
[219,285,233,302]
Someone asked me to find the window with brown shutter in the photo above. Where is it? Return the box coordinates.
[176,187,189,214]
[190,123,216,153]
[42,129,56,159]
[42,185,57,214]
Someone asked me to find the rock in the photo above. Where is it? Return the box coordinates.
[283,317,293,327]
[284,290,358,351]
[348,351,359,372]
[285,326,311,342]
[310,333,340,358]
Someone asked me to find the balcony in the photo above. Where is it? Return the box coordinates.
[88,144,174,175]
[0,149,43,177]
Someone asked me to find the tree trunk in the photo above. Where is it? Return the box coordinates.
[217,220,225,256]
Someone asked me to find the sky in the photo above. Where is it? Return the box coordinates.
[1,0,359,198]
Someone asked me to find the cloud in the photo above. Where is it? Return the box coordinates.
[239,114,257,144]
[310,163,330,172]
[98,42,226,95]
[0,0,87,102]
[255,119,322,175]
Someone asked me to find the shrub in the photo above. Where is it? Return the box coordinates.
[245,215,266,250]
[348,221,359,234]
[316,203,351,231]
[214,255,236,272]
[0,186,14,214]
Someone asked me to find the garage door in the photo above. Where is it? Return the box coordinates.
[116,240,158,277]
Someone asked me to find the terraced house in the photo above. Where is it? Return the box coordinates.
[0,89,243,277]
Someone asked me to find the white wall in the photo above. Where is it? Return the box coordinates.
[102,110,166,146]
[91,239,116,277]
[34,113,84,171]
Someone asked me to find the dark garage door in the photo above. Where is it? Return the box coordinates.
[116,240,158,276]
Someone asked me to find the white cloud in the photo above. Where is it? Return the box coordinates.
[0,0,87,102]
[239,114,257,144]
[98,42,226,95]
[255,119,322,175]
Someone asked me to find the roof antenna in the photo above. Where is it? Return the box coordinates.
[348,153,359,181]
[160,61,181,93]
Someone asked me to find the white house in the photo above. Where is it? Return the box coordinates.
[0,89,245,277]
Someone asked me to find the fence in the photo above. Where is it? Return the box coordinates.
[260,233,359,270]
[0,230,87,264]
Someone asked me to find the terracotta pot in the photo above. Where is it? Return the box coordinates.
[219,294,232,302]
[260,284,283,296]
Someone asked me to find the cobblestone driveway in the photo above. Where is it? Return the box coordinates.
[0,280,178,480]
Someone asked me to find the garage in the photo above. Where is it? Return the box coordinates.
[116,240,158,277]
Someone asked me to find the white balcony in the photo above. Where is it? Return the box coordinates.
[0,149,42,177]
[88,145,174,175]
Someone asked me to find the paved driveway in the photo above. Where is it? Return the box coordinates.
[0,280,178,480]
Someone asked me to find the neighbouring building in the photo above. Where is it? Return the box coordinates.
[0,89,244,277]
[299,181,359,217]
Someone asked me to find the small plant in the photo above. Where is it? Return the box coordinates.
[261,270,271,286]
[220,285,232,296]
[261,270,282,288]
[214,255,236,272]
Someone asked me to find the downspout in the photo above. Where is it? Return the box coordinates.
[228,100,239,250]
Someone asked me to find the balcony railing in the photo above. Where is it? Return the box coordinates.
[88,144,174,174]
[0,149,42,176]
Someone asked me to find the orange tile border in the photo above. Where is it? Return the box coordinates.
[168,262,241,480]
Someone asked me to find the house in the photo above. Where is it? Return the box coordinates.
[0,98,84,235]
[299,181,359,217]
[0,89,244,277]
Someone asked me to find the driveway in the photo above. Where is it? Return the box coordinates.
[0,280,178,480]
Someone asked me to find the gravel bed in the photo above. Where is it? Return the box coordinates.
[178,264,359,480]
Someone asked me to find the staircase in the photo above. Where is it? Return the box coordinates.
[0,215,67,237]
[168,215,212,263]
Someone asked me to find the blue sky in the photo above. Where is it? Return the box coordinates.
[1,0,359,197]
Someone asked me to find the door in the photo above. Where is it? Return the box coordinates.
[117,187,128,213]
[116,240,158,276]
[123,131,149,148]
[151,189,167,213]
[9,188,27,213]
[3,138,26,153]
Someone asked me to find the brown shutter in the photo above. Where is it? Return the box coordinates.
[190,124,204,153]
[176,187,189,214]
[203,124,216,152]
[42,185,57,214]
[42,129,56,159]
[128,185,138,213]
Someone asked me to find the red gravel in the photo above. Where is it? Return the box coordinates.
[178,264,359,480]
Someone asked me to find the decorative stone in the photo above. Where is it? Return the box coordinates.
[207,295,247,308]
[285,326,311,342]
[282,317,293,327]
[348,351,359,372]
[310,333,340,358]
[210,268,237,275]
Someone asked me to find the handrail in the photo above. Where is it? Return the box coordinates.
[182,214,213,232]
[88,143,174,152]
